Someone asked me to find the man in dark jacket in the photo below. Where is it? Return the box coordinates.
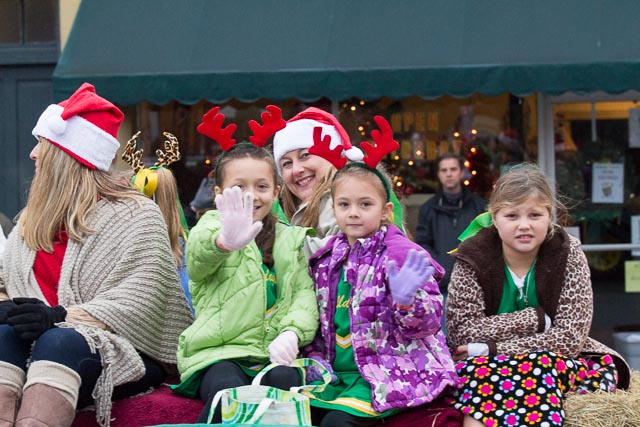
[416,153,487,293]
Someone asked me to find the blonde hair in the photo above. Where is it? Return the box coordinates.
[280,166,336,230]
[152,167,187,266]
[20,138,141,252]
[488,163,559,237]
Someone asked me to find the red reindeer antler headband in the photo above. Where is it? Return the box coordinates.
[360,116,400,168]
[308,115,399,201]
[197,105,286,151]
[248,105,286,146]
[308,115,399,170]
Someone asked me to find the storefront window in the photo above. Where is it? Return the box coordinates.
[132,94,537,229]
[336,94,537,200]
[553,101,640,279]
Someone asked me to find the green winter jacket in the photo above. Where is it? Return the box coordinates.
[176,210,319,382]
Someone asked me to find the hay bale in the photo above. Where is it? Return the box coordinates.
[564,370,640,427]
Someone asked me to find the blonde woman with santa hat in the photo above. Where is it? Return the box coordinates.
[273,107,405,256]
[273,108,365,256]
[0,83,192,427]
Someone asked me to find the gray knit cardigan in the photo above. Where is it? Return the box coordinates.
[1,197,193,426]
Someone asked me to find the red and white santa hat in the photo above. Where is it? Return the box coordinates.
[272,107,363,175]
[31,82,123,171]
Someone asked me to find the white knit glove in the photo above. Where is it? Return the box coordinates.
[215,186,263,251]
[268,331,299,365]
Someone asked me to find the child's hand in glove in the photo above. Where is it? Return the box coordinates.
[215,186,263,251]
[306,355,338,383]
[387,249,435,307]
[268,330,299,365]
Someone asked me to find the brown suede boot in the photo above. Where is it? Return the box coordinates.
[0,385,19,427]
[15,384,75,427]
[0,361,26,427]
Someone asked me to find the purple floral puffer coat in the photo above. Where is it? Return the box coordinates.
[303,225,459,412]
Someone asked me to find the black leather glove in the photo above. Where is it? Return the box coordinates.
[0,300,18,324]
[7,297,67,341]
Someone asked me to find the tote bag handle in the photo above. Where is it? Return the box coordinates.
[252,358,332,393]
[208,390,278,424]
[207,389,226,424]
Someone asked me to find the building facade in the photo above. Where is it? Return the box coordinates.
[3,0,640,343]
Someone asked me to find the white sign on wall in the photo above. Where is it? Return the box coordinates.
[591,162,624,204]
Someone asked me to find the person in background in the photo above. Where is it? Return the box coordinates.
[301,117,458,427]
[446,163,630,427]
[0,83,192,427]
[121,131,193,313]
[415,153,486,297]
[187,171,215,226]
[172,107,318,424]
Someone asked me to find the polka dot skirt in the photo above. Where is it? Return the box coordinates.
[451,350,618,427]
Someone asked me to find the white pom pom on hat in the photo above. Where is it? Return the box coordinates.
[344,146,364,162]
[273,107,363,174]
[31,82,123,171]
[48,115,68,135]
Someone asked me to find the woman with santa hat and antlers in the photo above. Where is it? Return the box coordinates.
[0,83,192,427]
[270,106,405,257]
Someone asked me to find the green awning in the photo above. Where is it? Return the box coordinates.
[53,0,640,105]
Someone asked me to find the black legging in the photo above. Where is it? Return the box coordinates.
[197,360,301,423]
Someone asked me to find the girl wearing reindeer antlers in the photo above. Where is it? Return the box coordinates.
[300,116,459,427]
[121,131,193,313]
[0,83,193,427]
[171,106,319,423]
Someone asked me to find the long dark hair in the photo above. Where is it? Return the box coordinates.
[215,143,278,267]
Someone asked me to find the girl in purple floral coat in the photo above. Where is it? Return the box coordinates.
[302,154,459,426]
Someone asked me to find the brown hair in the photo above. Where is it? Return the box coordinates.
[215,143,279,267]
[331,163,394,226]
[20,138,141,252]
[437,152,464,170]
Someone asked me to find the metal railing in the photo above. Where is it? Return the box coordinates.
[581,243,640,252]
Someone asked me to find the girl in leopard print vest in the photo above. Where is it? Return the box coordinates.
[446,163,630,427]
